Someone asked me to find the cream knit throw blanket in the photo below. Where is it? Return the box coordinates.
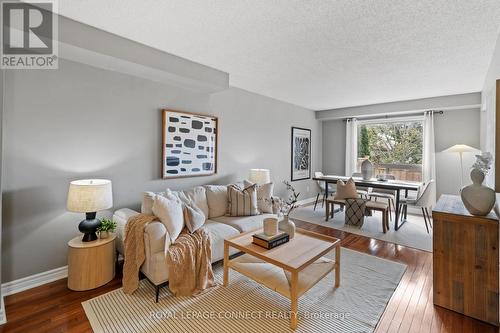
[122,214,216,297]
[167,228,216,297]
[123,214,157,294]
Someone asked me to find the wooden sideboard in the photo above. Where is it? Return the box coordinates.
[433,194,499,325]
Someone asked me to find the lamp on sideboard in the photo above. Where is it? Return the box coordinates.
[67,179,113,242]
[442,144,479,189]
[249,169,271,185]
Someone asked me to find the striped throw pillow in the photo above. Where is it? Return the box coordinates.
[227,184,259,217]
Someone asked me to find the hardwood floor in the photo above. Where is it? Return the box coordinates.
[1,219,498,332]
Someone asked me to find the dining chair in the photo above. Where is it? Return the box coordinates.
[369,174,396,221]
[351,172,370,199]
[399,180,423,201]
[313,171,336,210]
[398,180,435,233]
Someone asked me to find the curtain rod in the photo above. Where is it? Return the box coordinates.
[343,110,443,122]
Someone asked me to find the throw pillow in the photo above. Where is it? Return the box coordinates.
[204,185,228,218]
[334,178,359,200]
[182,186,209,220]
[345,198,366,227]
[141,191,166,215]
[165,188,181,201]
[183,205,206,233]
[227,184,259,217]
[166,188,207,230]
[152,195,184,243]
[243,180,274,213]
[164,186,208,214]
[141,191,156,215]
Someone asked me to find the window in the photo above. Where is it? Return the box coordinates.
[357,118,423,181]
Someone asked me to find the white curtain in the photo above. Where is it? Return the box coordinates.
[422,111,436,205]
[345,118,358,176]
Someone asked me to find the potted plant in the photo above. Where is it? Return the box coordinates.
[97,218,117,239]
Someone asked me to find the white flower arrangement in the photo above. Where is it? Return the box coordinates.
[472,152,493,175]
[267,181,300,216]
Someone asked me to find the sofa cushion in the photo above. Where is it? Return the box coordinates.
[227,184,259,217]
[203,221,240,261]
[181,186,209,219]
[211,214,274,233]
[244,180,274,213]
[152,195,184,242]
[141,191,166,215]
[205,185,228,218]
[166,187,209,221]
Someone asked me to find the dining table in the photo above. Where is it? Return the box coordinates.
[313,175,422,230]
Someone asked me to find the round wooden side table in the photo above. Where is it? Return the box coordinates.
[67,234,116,291]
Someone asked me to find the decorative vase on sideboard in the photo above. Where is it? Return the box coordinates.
[279,215,296,239]
[461,169,496,216]
[361,159,373,180]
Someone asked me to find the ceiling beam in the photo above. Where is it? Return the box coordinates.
[315,93,481,120]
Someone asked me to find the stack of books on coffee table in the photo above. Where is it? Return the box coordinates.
[252,232,289,249]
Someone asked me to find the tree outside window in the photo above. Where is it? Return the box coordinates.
[357,120,423,181]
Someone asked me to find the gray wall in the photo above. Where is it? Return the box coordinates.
[2,59,320,282]
[321,108,480,199]
[322,118,345,175]
[481,32,500,188]
[434,108,480,196]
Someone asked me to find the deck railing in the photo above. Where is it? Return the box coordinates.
[374,163,422,182]
[357,160,422,182]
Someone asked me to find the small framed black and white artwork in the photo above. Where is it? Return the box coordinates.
[291,127,311,181]
[162,110,218,179]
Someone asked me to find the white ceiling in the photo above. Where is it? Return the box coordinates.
[59,0,500,110]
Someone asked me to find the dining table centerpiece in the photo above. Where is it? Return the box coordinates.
[361,159,374,180]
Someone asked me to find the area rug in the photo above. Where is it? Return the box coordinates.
[83,248,406,333]
[291,205,432,252]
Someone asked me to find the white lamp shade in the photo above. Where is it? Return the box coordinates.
[442,144,479,153]
[249,169,271,185]
[67,179,113,213]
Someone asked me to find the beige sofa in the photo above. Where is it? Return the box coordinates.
[112,184,274,301]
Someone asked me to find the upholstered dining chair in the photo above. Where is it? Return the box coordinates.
[369,174,396,221]
[398,180,435,233]
[314,171,336,210]
[351,172,370,199]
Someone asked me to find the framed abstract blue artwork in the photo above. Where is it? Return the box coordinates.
[162,110,218,179]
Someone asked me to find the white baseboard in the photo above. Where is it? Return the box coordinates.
[0,296,5,325]
[1,266,68,297]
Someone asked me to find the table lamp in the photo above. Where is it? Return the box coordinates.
[67,179,113,242]
[249,169,271,185]
[442,144,479,189]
